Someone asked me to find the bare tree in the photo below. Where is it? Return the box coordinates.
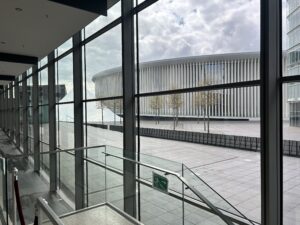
[96,100,104,124]
[194,81,220,133]
[104,99,123,125]
[149,96,163,124]
[168,92,183,130]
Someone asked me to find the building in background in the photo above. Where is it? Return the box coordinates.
[93,52,289,120]
[287,0,300,126]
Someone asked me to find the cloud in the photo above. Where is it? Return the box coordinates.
[56,0,288,91]
[138,0,262,62]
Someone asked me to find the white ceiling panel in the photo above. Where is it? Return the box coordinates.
[0,80,13,85]
[0,61,30,76]
[0,0,99,59]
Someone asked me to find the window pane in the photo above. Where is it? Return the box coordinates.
[137,0,260,94]
[283,82,300,224]
[56,103,74,149]
[27,76,32,106]
[138,88,261,223]
[40,105,49,144]
[84,99,123,147]
[57,38,72,56]
[84,1,121,38]
[56,54,73,103]
[83,99,123,207]
[284,0,300,76]
[39,69,48,105]
[85,25,122,100]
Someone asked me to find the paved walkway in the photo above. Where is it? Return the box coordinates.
[139,120,300,140]
[55,122,300,224]
[3,123,300,224]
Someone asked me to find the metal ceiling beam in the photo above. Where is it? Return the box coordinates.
[0,52,38,65]
[0,75,15,81]
[49,0,108,15]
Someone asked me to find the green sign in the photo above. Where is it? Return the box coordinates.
[152,172,169,193]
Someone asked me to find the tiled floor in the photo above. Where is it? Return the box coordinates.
[58,205,138,225]
[0,131,73,225]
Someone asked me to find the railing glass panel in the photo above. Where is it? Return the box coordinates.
[183,164,255,224]
[0,145,255,225]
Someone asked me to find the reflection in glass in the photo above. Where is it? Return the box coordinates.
[85,25,122,100]
[56,54,73,103]
[283,82,300,225]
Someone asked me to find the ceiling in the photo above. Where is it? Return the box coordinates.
[0,0,114,82]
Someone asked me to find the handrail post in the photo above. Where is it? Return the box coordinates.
[12,167,18,225]
[34,202,40,225]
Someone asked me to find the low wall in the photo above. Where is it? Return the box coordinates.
[103,125,300,157]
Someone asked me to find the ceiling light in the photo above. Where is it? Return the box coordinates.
[15,8,23,12]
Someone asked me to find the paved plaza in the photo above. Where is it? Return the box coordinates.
[139,120,300,140]
[3,120,300,224]
[58,121,300,224]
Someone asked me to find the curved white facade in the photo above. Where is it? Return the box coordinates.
[93,52,289,119]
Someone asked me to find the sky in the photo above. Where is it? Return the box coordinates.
[83,0,288,71]
[56,0,288,97]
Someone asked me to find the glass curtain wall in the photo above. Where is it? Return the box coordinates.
[55,46,75,202]
[82,3,123,208]
[135,0,261,224]
[27,75,33,153]
[19,76,24,151]
[39,66,50,172]
[0,0,295,224]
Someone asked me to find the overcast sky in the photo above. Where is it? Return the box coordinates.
[84,0,287,70]
[57,0,288,96]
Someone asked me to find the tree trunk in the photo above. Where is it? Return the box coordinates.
[113,102,116,125]
[176,109,179,126]
[203,108,206,131]
[101,103,104,125]
[119,104,122,124]
[197,106,200,124]
[173,110,176,130]
[207,106,210,134]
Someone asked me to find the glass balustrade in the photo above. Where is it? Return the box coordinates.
[0,145,255,225]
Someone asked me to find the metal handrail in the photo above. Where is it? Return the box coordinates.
[0,143,253,225]
[36,197,64,225]
[183,164,255,225]
[0,144,106,159]
[104,152,234,225]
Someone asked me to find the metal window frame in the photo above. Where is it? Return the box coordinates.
[122,0,137,218]
[15,78,20,148]
[48,51,58,192]
[73,31,85,209]
[22,72,28,154]
[260,0,283,224]
[32,64,40,172]
[9,83,14,139]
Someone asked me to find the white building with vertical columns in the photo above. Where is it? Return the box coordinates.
[93,52,289,120]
